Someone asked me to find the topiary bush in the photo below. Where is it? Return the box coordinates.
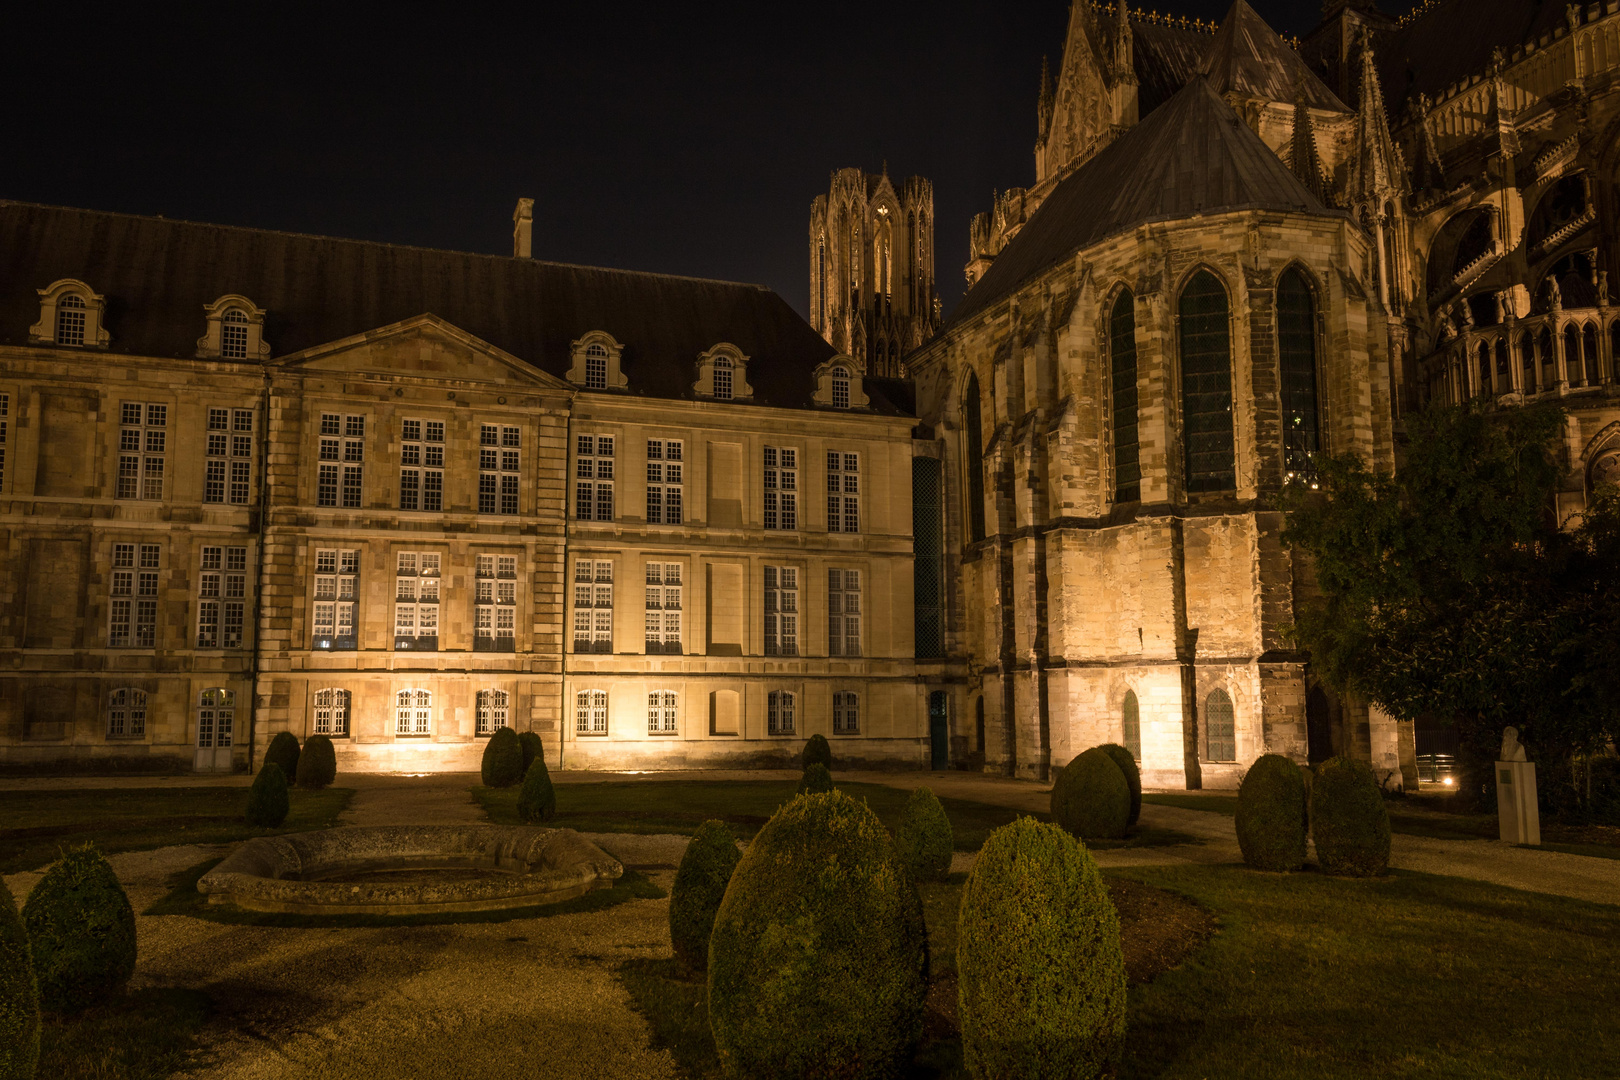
[245,762,289,827]
[1311,756,1392,877]
[708,791,928,1079]
[1235,753,1308,872]
[1097,743,1141,826]
[957,817,1126,1079]
[517,757,557,824]
[20,845,137,1015]
[801,732,833,771]
[798,762,834,795]
[261,731,300,782]
[0,879,40,1078]
[518,730,544,776]
[895,786,953,883]
[1049,747,1131,840]
[295,734,337,790]
[668,820,742,970]
[480,726,524,788]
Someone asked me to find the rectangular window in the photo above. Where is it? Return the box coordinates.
[396,689,432,736]
[833,691,861,735]
[475,553,519,651]
[314,688,350,736]
[763,447,797,530]
[573,560,613,653]
[318,413,365,507]
[0,392,8,492]
[574,434,615,520]
[768,690,795,736]
[645,439,684,524]
[399,418,445,512]
[644,562,683,654]
[828,568,861,657]
[107,688,147,738]
[826,451,860,532]
[477,689,510,736]
[394,551,441,649]
[313,548,359,649]
[585,348,608,389]
[205,407,254,504]
[109,543,134,646]
[478,424,521,514]
[576,689,608,735]
[111,543,163,647]
[763,565,798,656]
[647,691,678,735]
[117,402,167,501]
[197,545,248,648]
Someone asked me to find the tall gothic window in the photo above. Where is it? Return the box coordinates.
[1179,270,1235,492]
[964,371,986,541]
[1109,290,1140,502]
[1278,269,1321,481]
[815,233,827,329]
[1205,689,1236,762]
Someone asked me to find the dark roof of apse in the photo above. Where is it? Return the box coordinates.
[948,76,1344,327]
[1199,0,1347,112]
[0,201,902,415]
[1131,20,1212,114]
[1374,0,1568,111]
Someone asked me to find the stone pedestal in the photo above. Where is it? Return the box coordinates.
[1495,760,1540,846]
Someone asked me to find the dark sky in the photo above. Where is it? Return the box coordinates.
[0,1,1408,322]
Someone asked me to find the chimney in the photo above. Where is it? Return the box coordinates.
[512,198,534,258]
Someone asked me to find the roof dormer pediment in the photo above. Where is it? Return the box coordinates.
[276,313,570,391]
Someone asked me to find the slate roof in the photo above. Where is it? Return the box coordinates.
[949,76,1344,326]
[1199,0,1347,112]
[1375,0,1568,112]
[0,201,905,415]
[1132,20,1212,116]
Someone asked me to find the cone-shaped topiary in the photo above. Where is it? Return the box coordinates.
[1236,753,1309,871]
[480,726,524,788]
[1097,744,1141,826]
[295,734,337,790]
[1049,747,1131,840]
[798,762,834,795]
[668,820,741,970]
[0,879,40,1078]
[708,791,928,1079]
[245,762,290,827]
[1311,756,1391,877]
[21,845,137,1015]
[895,786,953,883]
[261,731,300,782]
[957,817,1126,1079]
[517,757,557,823]
[802,733,833,771]
[518,730,544,775]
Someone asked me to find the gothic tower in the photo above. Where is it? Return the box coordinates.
[808,165,938,378]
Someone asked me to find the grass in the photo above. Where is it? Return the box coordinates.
[0,786,355,873]
[143,856,666,928]
[621,865,1619,1079]
[39,987,212,1079]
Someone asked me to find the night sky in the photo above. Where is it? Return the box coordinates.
[2,1,1415,321]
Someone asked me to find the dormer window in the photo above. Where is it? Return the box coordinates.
[585,344,608,389]
[197,295,269,361]
[567,332,628,391]
[714,357,734,400]
[57,295,86,345]
[812,357,868,409]
[221,310,249,359]
[832,373,850,409]
[694,344,753,401]
[30,279,109,348]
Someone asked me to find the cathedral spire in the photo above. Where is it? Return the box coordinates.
[1347,31,1407,211]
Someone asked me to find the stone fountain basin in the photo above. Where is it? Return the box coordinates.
[197,825,623,915]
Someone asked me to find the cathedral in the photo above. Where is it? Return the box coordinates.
[2,0,1617,786]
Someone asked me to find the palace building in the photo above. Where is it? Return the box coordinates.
[3,0,1616,784]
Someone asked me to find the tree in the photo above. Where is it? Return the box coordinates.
[1284,403,1620,809]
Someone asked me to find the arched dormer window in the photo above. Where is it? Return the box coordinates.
[1179,270,1235,493]
[964,370,986,542]
[30,279,109,348]
[567,332,628,390]
[197,295,269,360]
[812,357,867,409]
[222,310,249,358]
[694,344,753,401]
[1277,269,1321,481]
[714,356,734,400]
[1109,289,1140,502]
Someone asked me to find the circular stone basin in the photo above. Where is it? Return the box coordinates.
[197,825,623,915]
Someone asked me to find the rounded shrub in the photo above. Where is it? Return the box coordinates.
[261,731,300,782]
[668,820,742,970]
[957,817,1126,1079]
[245,762,290,828]
[802,733,833,771]
[517,757,557,824]
[21,845,137,1015]
[1049,747,1131,840]
[480,726,524,788]
[295,734,337,790]
[1235,753,1308,872]
[709,790,928,1079]
[518,731,544,775]
[0,879,40,1078]
[798,762,834,795]
[895,786,953,883]
[1311,756,1392,877]
[1097,743,1141,826]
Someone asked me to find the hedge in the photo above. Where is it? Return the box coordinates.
[295,734,337,790]
[518,731,544,775]
[1049,747,1131,840]
[668,820,741,970]
[20,845,137,1015]
[245,762,289,827]
[261,731,300,782]
[894,786,953,883]
[1235,753,1308,871]
[802,733,833,771]
[481,726,524,788]
[1311,756,1391,877]
[517,758,557,824]
[798,762,835,795]
[1097,743,1141,826]
[0,879,39,1078]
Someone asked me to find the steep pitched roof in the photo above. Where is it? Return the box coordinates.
[1131,19,1212,115]
[949,76,1343,326]
[1375,0,1567,111]
[0,202,907,414]
[1199,0,1347,112]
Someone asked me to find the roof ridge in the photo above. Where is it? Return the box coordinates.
[0,199,773,293]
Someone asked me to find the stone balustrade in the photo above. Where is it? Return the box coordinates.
[1419,307,1620,407]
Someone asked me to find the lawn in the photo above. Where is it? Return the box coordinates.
[38,987,212,1080]
[622,865,1620,1079]
[0,786,354,873]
